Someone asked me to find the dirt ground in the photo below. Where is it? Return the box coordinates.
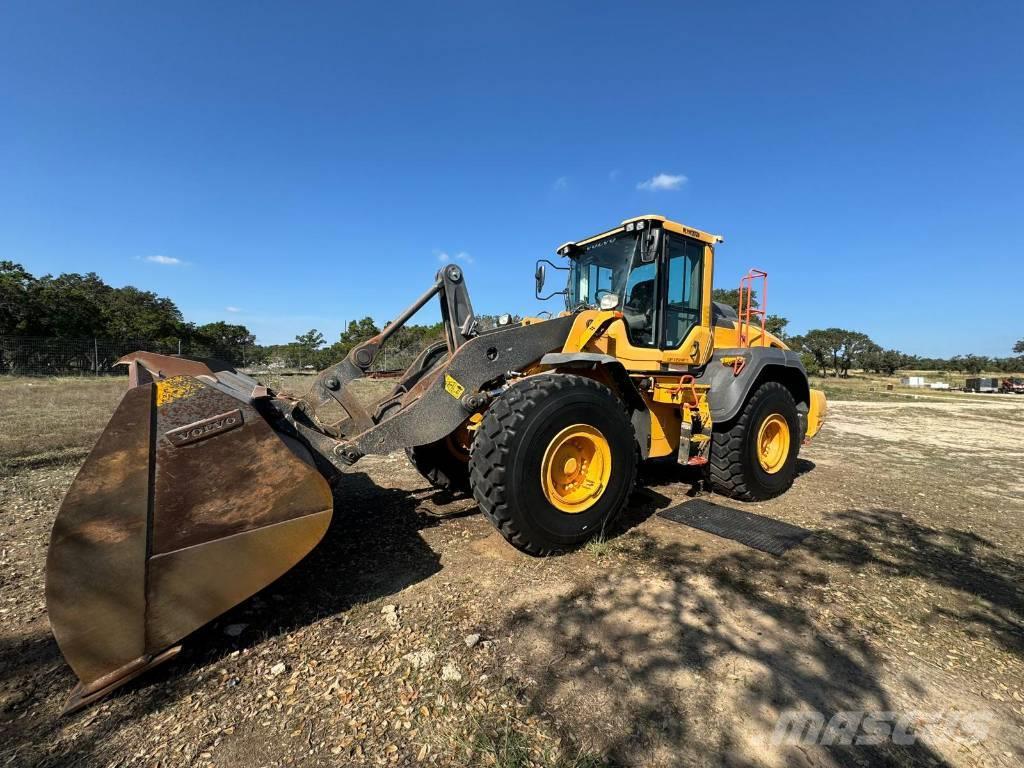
[1,378,1023,767]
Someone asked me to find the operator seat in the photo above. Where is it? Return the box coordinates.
[623,279,655,345]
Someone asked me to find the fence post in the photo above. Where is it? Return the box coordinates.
[177,338,182,356]
[94,338,99,376]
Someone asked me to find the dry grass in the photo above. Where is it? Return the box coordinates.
[810,369,1022,403]
[0,373,397,470]
[0,376,126,468]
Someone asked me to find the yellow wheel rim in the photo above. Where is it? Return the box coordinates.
[756,413,790,474]
[540,424,612,514]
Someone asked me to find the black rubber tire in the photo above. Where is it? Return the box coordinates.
[708,380,800,501]
[406,439,470,494]
[468,374,637,556]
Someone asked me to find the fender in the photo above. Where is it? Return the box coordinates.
[694,347,811,426]
[537,351,647,411]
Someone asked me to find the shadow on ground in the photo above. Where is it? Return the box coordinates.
[500,506,1024,767]
[0,468,444,767]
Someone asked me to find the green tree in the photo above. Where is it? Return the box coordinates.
[26,272,111,336]
[711,288,751,312]
[195,321,256,363]
[712,288,786,339]
[949,354,989,375]
[789,329,839,376]
[0,261,36,334]
[102,286,183,340]
[295,328,326,350]
[765,314,788,339]
[879,350,905,376]
[322,317,382,363]
[790,328,874,377]
[1014,339,1024,354]
[857,341,884,373]
[837,331,872,377]
[338,318,379,348]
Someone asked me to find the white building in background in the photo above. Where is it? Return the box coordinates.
[929,382,950,390]
[900,376,928,387]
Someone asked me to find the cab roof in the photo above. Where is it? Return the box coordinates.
[556,215,723,255]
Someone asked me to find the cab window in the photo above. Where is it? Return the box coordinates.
[622,261,657,347]
[664,235,703,348]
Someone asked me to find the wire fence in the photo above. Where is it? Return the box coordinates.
[0,336,251,376]
[0,333,444,377]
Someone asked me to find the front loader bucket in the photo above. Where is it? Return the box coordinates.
[46,366,333,713]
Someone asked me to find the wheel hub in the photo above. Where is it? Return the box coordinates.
[540,424,611,514]
[756,413,790,474]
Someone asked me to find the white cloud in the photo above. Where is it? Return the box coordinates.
[609,169,620,181]
[552,176,568,191]
[144,254,183,265]
[225,306,241,313]
[636,173,688,191]
[436,250,474,264]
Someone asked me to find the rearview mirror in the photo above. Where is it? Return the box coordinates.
[641,228,662,264]
[535,262,546,296]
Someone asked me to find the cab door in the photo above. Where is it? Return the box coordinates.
[660,233,713,366]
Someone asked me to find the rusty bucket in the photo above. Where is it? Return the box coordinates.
[45,355,333,713]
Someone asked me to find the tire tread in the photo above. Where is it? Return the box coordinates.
[469,374,636,556]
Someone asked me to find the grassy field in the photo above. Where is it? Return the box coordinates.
[811,369,1023,403]
[0,376,126,469]
[1,369,1015,468]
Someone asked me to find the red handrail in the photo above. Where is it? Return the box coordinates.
[738,269,768,347]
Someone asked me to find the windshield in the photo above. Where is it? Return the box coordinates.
[565,232,640,311]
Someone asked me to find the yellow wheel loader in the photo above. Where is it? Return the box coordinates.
[46,215,826,712]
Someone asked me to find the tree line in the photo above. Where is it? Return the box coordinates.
[710,288,1024,376]
[0,261,510,370]
[1,261,256,362]
[2,261,1021,374]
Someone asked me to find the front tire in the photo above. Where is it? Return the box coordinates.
[469,374,637,556]
[708,380,800,501]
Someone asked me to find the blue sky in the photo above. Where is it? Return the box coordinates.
[2,1,1022,356]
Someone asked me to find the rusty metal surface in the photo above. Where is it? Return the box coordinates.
[346,314,577,457]
[61,646,182,715]
[116,351,234,380]
[146,511,331,652]
[46,367,334,712]
[126,359,155,388]
[45,384,152,686]
[150,377,332,553]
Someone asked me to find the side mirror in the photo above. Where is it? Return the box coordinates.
[535,258,570,301]
[640,228,662,264]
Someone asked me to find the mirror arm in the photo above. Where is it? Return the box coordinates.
[534,258,570,301]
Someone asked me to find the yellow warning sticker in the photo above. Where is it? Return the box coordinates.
[444,374,465,399]
[155,375,203,407]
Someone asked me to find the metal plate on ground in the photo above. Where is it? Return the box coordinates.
[657,499,811,556]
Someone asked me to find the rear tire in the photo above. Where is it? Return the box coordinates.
[708,380,800,501]
[469,374,637,556]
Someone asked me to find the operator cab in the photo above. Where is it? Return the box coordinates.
[542,215,721,353]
